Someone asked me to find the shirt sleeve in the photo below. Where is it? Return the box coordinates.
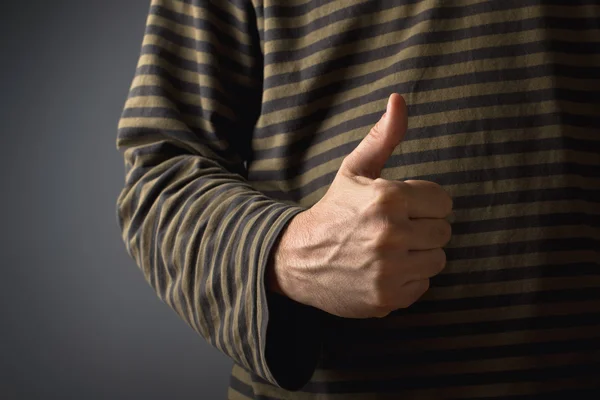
[115,0,323,390]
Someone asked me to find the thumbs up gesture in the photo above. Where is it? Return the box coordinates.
[268,94,453,319]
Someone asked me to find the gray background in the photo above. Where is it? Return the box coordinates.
[1,1,233,399]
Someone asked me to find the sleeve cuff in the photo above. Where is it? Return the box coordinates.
[263,291,324,391]
[256,205,325,391]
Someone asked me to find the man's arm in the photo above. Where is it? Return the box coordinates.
[116,0,323,390]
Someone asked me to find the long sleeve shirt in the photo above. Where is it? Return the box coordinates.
[115,1,600,398]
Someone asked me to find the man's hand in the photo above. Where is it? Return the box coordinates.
[268,93,453,319]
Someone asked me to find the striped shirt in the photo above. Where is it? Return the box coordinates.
[115,0,600,398]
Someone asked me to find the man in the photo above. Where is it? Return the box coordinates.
[115,0,600,398]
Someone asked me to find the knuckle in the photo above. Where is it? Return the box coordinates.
[369,122,385,143]
[369,275,393,309]
[372,179,395,200]
[434,249,447,272]
[394,222,412,252]
[399,280,430,309]
[339,156,353,173]
[422,278,431,292]
[371,231,390,252]
[429,183,453,215]
[370,224,397,252]
[442,190,453,215]
[418,279,431,298]
[396,239,410,253]
[373,307,391,319]
[438,220,452,243]
[374,178,404,196]
[370,180,407,213]
[369,291,388,309]
[397,297,413,309]
[366,193,395,222]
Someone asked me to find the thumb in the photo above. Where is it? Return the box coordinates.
[341,93,407,179]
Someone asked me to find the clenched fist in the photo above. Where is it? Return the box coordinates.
[268,93,453,318]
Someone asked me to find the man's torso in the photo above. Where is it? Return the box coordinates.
[234,1,600,398]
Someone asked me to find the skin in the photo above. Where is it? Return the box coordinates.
[267,93,453,319]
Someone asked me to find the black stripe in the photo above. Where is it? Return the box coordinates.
[264,0,599,40]
[151,167,212,301]
[262,0,599,20]
[119,126,222,155]
[123,105,233,129]
[133,65,232,99]
[127,159,187,256]
[264,0,419,41]
[262,0,352,19]
[434,262,600,287]
[237,203,286,378]
[250,135,600,182]
[140,44,249,79]
[446,237,600,261]
[253,109,595,162]
[333,312,600,343]
[260,161,600,202]
[145,24,254,74]
[132,83,597,139]
[304,361,600,392]
[257,64,600,138]
[127,85,232,124]
[172,182,248,342]
[214,195,252,365]
[150,5,254,56]
[263,38,599,90]
[260,0,359,20]
[123,141,192,170]
[143,72,596,126]
[266,13,599,64]
[453,187,600,210]
[450,212,600,235]
[321,336,600,369]
[229,374,259,399]
[165,83,595,123]
[166,180,234,336]
[182,184,244,351]
[124,137,240,176]
[314,293,600,347]
[174,0,250,31]
[467,388,600,400]
[123,106,184,120]
[411,287,600,315]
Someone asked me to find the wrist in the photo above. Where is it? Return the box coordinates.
[265,210,313,303]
